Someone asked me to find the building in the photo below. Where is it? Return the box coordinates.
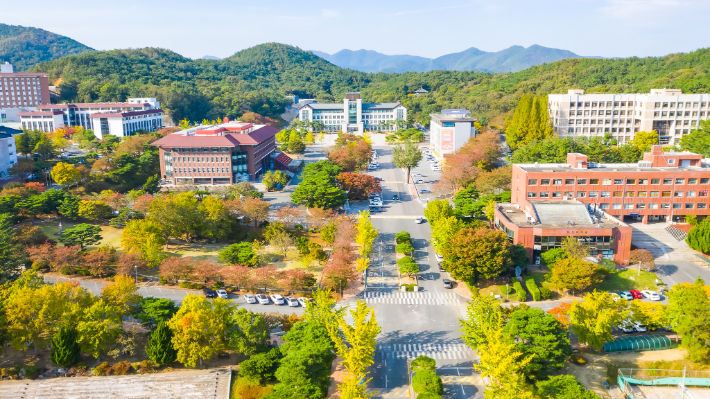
[414,87,428,96]
[1,107,36,123]
[18,98,163,138]
[0,62,50,108]
[150,119,277,185]
[297,92,406,134]
[548,89,710,145]
[0,125,21,179]
[429,109,477,156]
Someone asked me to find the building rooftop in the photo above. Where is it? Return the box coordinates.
[497,201,628,229]
[362,102,402,110]
[430,112,477,122]
[89,109,163,118]
[304,103,344,110]
[150,122,277,147]
[38,103,151,109]
[514,161,709,173]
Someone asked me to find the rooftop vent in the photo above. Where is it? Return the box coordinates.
[638,161,652,168]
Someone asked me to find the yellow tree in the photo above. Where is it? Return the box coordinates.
[304,131,315,144]
[329,300,381,399]
[356,210,378,257]
[121,219,167,266]
[569,291,628,350]
[179,119,190,129]
[630,300,667,330]
[51,162,81,186]
[356,257,370,273]
[318,132,325,145]
[362,132,372,145]
[101,275,142,317]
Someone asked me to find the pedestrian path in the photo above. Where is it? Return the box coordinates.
[375,344,474,360]
[370,215,420,219]
[367,277,399,285]
[363,291,462,306]
[441,375,484,385]
[364,388,409,397]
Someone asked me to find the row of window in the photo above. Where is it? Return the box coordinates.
[170,147,232,153]
[566,119,636,125]
[598,203,703,210]
[173,156,229,163]
[567,101,709,108]
[528,190,709,198]
[176,167,232,173]
[561,127,639,134]
[528,178,710,186]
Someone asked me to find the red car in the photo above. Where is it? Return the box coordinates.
[629,290,644,299]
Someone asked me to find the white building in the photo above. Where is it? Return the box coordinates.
[429,109,477,156]
[548,89,710,145]
[0,125,21,179]
[0,62,50,108]
[298,92,406,134]
[18,98,163,139]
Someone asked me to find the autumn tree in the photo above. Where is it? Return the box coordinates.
[159,257,194,284]
[77,200,112,220]
[443,227,512,283]
[424,199,454,227]
[275,205,302,228]
[102,275,143,316]
[569,291,627,350]
[82,245,117,277]
[336,172,382,200]
[666,278,710,362]
[121,219,167,266]
[355,210,378,257]
[561,236,589,259]
[51,162,80,186]
[76,299,124,358]
[629,249,656,271]
[220,264,256,289]
[391,140,422,184]
[548,258,604,295]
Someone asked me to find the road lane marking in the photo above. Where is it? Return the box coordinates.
[364,388,409,397]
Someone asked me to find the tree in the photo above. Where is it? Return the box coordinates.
[452,186,480,217]
[78,200,113,220]
[424,199,454,226]
[630,300,667,331]
[336,172,382,200]
[628,249,656,271]
[240,196,270,227]
[680,120,710,157]
[503,307,573,381]
[76,299,124,358]
[33,135,57,159]
[443,227,512,283]
[429,216,465,255]
[398,257,419,278]
[355,210,378,257]
[82,246,116,277]
[412,370,443,395]
[475,164,513,194]
[411,355,436,372]
[561,236,589,259]
[136,297,179,326]
[147,192,205,244]
[548,258,604,294]
[687,218,710,254]
[291,171,347,209]
[58,195,81,220]
[102,275,142,316]
[536,375,599,399]
[392,140,422,184]
[50,326,80,367]
[145,320,177,365]
[303,288,347,332]
[218,242,258,266]
[51,162,81,186]
[263,170,289,191]
[541,247,567,266]
[288,134,306,154]
[121,219,167,266]
[269,230,295,257]
[59,223,102,249]
[666,278,710,362]
[0,214,23,283]
[569,291,627,351]
[547,302,572,329]
[506,94,553,150]
[320,221,338,245]
[460,295,502,350]
[228,308,270,356]
[142,175,161,194]
[239,348,282,384]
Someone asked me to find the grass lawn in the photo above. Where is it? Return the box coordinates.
[35,217,123,250]
[594,269,659,292]
[477,280,519,301]
[230,375,274,399]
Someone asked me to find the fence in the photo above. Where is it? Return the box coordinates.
[618,368,710,398]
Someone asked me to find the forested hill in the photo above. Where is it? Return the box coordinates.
[0,24,93,71]
[32,43,710,126]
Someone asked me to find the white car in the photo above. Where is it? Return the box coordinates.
[216,289,228,299]
[415,217,423,224]
[435,253,444,262]
[413,173,425,177]
[641,290,661,301]
[270,294,285,305]
[244,294,257,304]
[368,165,378,170]
[420,189,431,194]
[256,294,270,305]
[286,296,299,307]
[619,324,634,333]
[634,324,648,332]
[369,201,383,207]
[297,297,310,307]
[414,179,425,184]
[431,166,442,171]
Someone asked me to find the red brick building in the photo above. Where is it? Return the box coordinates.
[151,120,277,185]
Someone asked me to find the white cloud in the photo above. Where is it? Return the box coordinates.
[321,9,341,18]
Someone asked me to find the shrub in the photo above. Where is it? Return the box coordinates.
[107,361,132,375]
[541,248,567,266]
[686,214,698,225]
[411,356,436,372]
[294,224,304,230]
[540,285,552,299]
[416,394,442,399]
[400,283,417,291]
[525,278,541,301]
[396,242,414,255]
[465,281,479,297]
[92,362,110,376]
[75,267,91,276]
[178,281,201,289]
[412,370,444,395]
[598,258,617,272]
[159,277,168,285]
[59,266,73,275]
[498,285,513,296]
[238,384,273,399]
[395,231,411,244]
[31,260,48,271]
[513,281,526,302]
[25,365,38,375]
[138,360,157,374]
[212,281,225,289]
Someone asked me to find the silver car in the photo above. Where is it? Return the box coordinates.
[270,294,285,305]
[297,297,309,307]
[286,296,299,307]
[256,294,269,305]
[244,294,257,304]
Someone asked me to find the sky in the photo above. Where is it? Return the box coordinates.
[2,0,709,59]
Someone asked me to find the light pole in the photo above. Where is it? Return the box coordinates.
[134,265,138,284]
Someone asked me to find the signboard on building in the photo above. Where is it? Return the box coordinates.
[441,129,454,151]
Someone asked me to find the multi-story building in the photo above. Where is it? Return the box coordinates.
[429,109,477,156]
[18,98,163,138]
[150,119,278,185]
[0,62,50,108]
[297,92,406,134]
[0,125,21,179]
[548,89,710,145]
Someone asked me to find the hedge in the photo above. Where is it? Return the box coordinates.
[395,231,411,244]
[513,281,526,302]
[525,278,541,301]
[540,285,552,299]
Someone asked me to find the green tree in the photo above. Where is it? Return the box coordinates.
[288,134,306,154]
[536,375,599,399]
[452,186,480,217]
[0,213,23,283]
[503,307,573,381]
[443,227,512,283]
[460,295,502,350]
[78,200,113,220]
[510,244,530,268]
[145,320,177,365]
[548,258,605,295]
[687,219,710,254]
[228,308,270,356]
[561,236,589,259]
[59,223,102,250]
[142,175,161,194]
[120,219,167,266]
[679,120,710,157]
[76,299,123,358]
[262,170,288,191]
[33,135,57,159]
[569,291,626,351]
[291,172,347,209]
[411,355,436,372]
[541,247,567,266]
[666,278,710,362]
[398,257,419,278]
[424,199,454,226]
[50,326,80,367]
[430,216,465,255]
[58,195,81,220]
[413,370,444,396]
[239,347,282,383]
[392,140,422,184]
[136,297,179,326]
[218,242,258,266]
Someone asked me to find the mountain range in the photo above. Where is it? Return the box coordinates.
[312,45,600,73]
[0,23,93,71]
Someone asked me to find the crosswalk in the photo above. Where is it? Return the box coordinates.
[441,375,484,385]
[363,291,462,306]
[375,343,474,360]
[367,277,399,285]
[364,388,409,397]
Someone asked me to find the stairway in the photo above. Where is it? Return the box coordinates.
[665,225,688,242]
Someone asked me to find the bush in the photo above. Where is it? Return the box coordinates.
[686,214,698,225]
[396,242,414,254]
[411,355,436,372]
[159,277,168,285]
[598,258,617,272]
[395,231,411,244]
[138,360,157,374]
[178,281,201,289]
[294,224,304,230]
[400,283,417,291]
[239,384,273,399]
[107,361,132,375]
[540,285,552,299]
[31,260,48,271]
[212,281,225,289]
[498,285,513,296]
[513,281,526,302]
[412,370,444,395]
[541,248,567,267]
[92,362,110,376]
[59,266,73,275]
[525,278,541,301]
[465,281,479,297]
[417,394,442,399]
[570,354,588,365]
[75,267,91,276]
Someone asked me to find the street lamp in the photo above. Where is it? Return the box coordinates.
[134,265,138,284]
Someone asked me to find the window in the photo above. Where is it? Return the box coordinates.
[612,203,622,209]
[685,203,694,209]
[613,191,623,197]
[650,191,659,197]
[638,179,648,185]
[539,192,550,198]
[624,204,634,209]
[565,179,575,185]
[590,179,599,185]
[577,191,586,197]
[651,179,660,185]
[662,191,671,197]
[600,204,610,210]
[527,192,537,198]
[663,178,673,185]
[674,191,684,197]
[675,178,685,185]
[589,191,598,198]
[700,191,709,197]
[602,179,612,185]
[601,191,611,198]
[649,203,658,209]
[528,179,538,185]
[541,179,550,185]
[702,178,710,184]
[565,192,574,197]
[637,203,646,209]
[553,179,563,185]
[577,178,587,185]
[661,203,671,209]
[625,191,635,197]
[687,191,696,197]
[699,203,707,209]
[626,179,636,185]
[672,203,682,209]
[614,179,623,185]
[552,192,562,198]
[688,178,698,184]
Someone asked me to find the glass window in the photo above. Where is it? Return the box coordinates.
[613,191,623,197]
[527,192,537,198]
[565,192,574,197]
[687,191,696,197]
[637,203,646,209]
[700,191,709,197]
[601,191,611,197]
[539,192,550,198]
[662,191,672,197]
[649,203,658,209]
[651,179,660,185]
[602,179,612,185]
[577,178,587,185]
[672,203,682,209]
[638,179,648,185]
[698,203,707,209]
[600,204,610,210]
[674,191,684,197]
[624,203,634,209]
[626,179,636,185]
[612,203,622,209]
[528,179,538,185]
[589,191,598,198]
[661,203,671,209]
[541,179,550,185]
[614,179,623,185]
[577,192,586,197]
[552,192,562,198]
[675,178,685,185]
[685,203,694,209]
[663,178,673,185]
[553,179,563,185]
[702,178,710,184]
[688,178,698,184]
[650,191,659,197]
[565,179,575,185]
[590,179,600,185]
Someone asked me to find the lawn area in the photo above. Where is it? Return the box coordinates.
[477,279,518,301]
[593,269,659,293]
[230,375,274,399]
[35,217,123,250]
[171,242,230,262]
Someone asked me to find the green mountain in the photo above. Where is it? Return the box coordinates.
[32,42,710,126]
[0,23,93,71]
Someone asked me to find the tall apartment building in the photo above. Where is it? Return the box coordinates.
[151,119,278,185]
[0,62,50,108]
[547,89,710,145]
[18,98,163,139]
[297,92,406,134]
[429,109,477,156]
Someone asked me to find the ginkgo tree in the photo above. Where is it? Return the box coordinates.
[569,290,628,350]
[356,210,378,257]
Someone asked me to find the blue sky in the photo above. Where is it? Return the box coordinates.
[2,0,709,59]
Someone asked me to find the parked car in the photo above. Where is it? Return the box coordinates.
[641,290,661,301]
[629,290,644,299]
[297,297,310,307]
[414,179,425,184]
[443,279,453,289]
[244,294,257,304]
[392,194,399,201]
[619,324,634,333]
[368,165,378,170]
[286,296,299,307]
[415,217,423,224]
[270,294,285,305]
[431,166,442,171]
[634,324,648,332]
[256,294,270,305]
[203,288,216,298]
[216,289,228,299]
[438,263,446,272]
[420,189,431,193]
[369,206,382,212]
[618,291,634,300]
[435,253,444,262]
[413,173,425,177]
[609,293,621,302]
